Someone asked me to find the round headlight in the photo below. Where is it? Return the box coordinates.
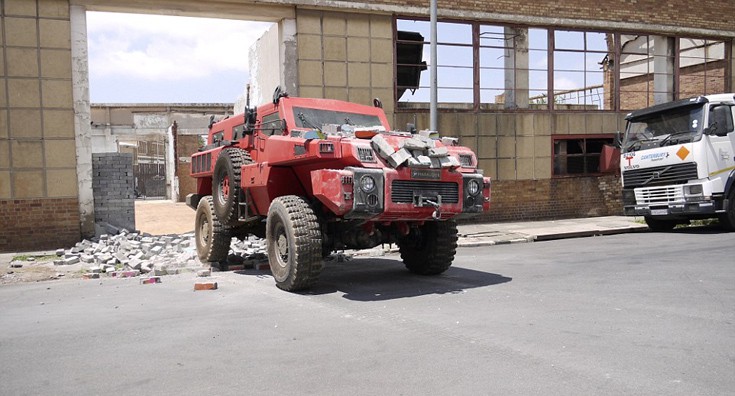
[360,175,376,192]
[467,179,481,196]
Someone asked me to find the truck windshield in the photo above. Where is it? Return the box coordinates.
[623,104,704,152]
[293,107,383,132]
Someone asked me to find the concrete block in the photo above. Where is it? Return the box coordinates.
[370,134,395,159]
[55,248,64,256]
[387,148,412,168]
[401,137,428,151]
[82,273,100,280]
[112,270,140,278]
[64,256,79,265]
[428,146,449,157]
[417,155,432,166]
[197,269,211,277]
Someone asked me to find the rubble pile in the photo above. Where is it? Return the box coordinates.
[54,229,270,278]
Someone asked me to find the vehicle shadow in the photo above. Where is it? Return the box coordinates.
[303,257,512,301]
[670,224,730,234]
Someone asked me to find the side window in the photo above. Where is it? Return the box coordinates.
[232,124,245,140]
[709,105,734,134]
[211,131,224,146]
[261,113,284,136]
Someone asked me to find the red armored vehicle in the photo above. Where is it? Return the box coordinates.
[188,88,491,291]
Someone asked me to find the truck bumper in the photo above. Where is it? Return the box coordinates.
[623,201,717,217]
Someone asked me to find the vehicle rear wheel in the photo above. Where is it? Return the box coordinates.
[718,189,735,231]
[266,196,324,291]
[397,220,458,275]
[213,148,251,225]
[195,196,231,264]
[644,216,677,232]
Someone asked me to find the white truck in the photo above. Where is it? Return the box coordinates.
[620,93,735,231]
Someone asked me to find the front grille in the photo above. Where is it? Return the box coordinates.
[635,185,684,204]
[357,147,376,162]
[622,162,698,188]
[191,152,212,174]
[391,180,459,204]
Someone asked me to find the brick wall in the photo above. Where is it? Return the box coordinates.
[0,198,80,251]
[474,174,623,223]
[176,135,201,202]
[92,153,135,231]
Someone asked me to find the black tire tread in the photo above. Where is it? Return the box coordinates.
[267,196,324,291]
[213,148,250,225]
[718,189,735,231]
[196,196,231,263]
[398,220,458,275]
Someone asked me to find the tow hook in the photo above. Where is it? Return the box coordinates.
[415,195,443,219]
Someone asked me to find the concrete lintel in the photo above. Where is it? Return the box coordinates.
[274,0,735,39]
[73,0,294,21]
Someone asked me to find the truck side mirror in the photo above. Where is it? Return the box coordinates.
[613,131,622,148]
[708,105,734,136]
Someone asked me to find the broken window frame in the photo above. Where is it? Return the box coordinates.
[393,16,732,113]
[552,135,615,177]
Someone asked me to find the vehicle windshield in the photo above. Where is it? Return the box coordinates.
[293,107,384,135]
[623,104,705,152]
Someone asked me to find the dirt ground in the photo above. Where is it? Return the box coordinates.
[135,199,196,235]
[0,200,197,285]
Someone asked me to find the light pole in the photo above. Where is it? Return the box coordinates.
[430,0,438,131]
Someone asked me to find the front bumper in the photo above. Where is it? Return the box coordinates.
[622,184,719,217]
[311,167,490,221]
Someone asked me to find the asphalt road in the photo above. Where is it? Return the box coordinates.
[1,228,733,396]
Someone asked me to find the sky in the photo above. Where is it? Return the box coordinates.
[86,12,272,104]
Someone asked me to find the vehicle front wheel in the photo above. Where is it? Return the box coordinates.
[644,216,677,232]
[397,220,458,275]
[718,189,735,231]
[266,196,324,291]
[195,196,231,264]
[213,148,250,225]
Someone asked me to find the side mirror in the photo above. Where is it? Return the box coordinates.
[613,131,622,148]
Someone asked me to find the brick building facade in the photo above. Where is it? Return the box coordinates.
[0,0,733,251]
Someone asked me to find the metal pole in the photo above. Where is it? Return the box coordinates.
[430,0,438,131]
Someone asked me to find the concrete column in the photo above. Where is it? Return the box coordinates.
[71,6,95,238]
[279,18,298,98]
[166,123,177,202]
[504,27,529,109]
[653,35,674,104]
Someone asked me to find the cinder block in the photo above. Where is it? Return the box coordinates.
[428,146,449,158]
[370,134,395,159]
[387,148,412,168]
[82,273,100,280]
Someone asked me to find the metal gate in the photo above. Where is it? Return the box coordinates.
[134,162,166,198]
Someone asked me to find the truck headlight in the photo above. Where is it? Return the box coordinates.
[360,175,376,193]
[684,184,703,195]
[467,179,481,196]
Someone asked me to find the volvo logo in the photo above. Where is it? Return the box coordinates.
[652,171,661,179]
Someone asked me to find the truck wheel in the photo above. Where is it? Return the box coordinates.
[195,196,232,264]
[718,190,735,231]
[644,216,677,232]
[213,148,250,226]
[266,196,324,291]
[398,220,458,275]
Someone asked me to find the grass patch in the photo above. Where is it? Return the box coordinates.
[11,254,59,262]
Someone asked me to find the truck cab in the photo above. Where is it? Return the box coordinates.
[620,93,735,231]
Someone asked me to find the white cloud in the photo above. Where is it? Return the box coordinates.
[87,12,272,81]
[554,77,580,91]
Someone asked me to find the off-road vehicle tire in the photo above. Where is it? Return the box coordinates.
[195,196,231,264]
[718,189,735,231]
[644,216,677,232]
[213,148,251,225]
[266,196,324,291]
[398,220,458,275]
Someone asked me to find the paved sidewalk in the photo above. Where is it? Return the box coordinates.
[457,216,648,247]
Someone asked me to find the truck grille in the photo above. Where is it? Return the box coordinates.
[191,152,212,174]
[635,185,684,204]
[622,162,698,188]
[391,180,459,204]
[356,147,376,162]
